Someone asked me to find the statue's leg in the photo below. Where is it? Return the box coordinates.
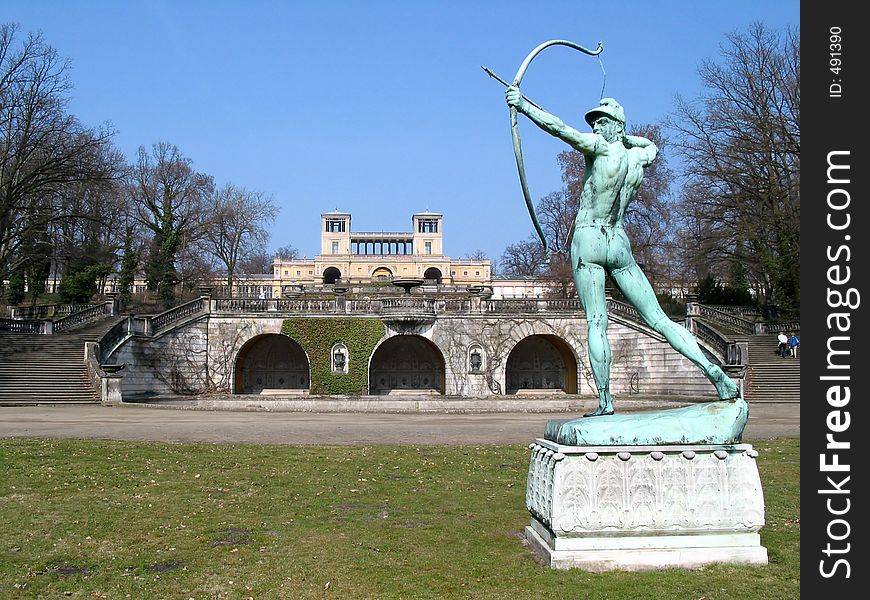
[575,262,614,415]
[611,263,740,400]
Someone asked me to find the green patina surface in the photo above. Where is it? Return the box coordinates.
[504,47,745,443]
[545,398,750,446]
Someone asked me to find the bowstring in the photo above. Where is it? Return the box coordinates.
[597,54,607,99]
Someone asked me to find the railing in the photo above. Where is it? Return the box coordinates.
[482,299,582,314]
[53,302,112,333]
[150,297,207,334]
[696,304,755,335]
[207,296,587,316]
[0,317,43,333]
[211,298,272,313]
[604,299,744,364]
[381,297,436,318]
[7,303,100,320]
[694,320,732,363]
[203,295,670,321]
[211,298,339,313]
[606,298,645,325]
[706,305,765,320]
[1,303,113,334]
[437,299,473,313]
[345,299,379,313]
[98,317,132,362]
[276,299,338,313]
[761,321,801,335]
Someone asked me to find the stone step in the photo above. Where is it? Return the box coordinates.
[744,357,801,402]
[0,398,97,405]
[0,315,122,405]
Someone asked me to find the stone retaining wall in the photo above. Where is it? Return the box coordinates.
[108,312,720,401]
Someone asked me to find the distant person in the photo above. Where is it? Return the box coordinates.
[788,332,800,358]
[777,332,789,357]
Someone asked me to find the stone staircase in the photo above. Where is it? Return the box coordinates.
[0,317,123,405]
[738,334,801,403]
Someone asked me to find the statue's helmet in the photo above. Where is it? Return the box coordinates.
[584,97,625,126]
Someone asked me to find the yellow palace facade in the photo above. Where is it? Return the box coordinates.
[270,211,491,293]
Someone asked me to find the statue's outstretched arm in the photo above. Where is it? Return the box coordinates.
[506,85,598,154]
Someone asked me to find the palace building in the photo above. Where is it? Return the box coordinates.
[270,211,491,294]
[84,210,550,301]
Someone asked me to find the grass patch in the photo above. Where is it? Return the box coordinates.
[0,438,799,599]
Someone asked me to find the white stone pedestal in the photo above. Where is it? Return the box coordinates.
[525,439,768,571]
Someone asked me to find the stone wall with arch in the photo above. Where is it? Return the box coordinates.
[111,310,721,401]
[425,316,586,397]
[505,334,578,394]
[207,317,287,393]
[233,333,310,393]
[368,334,445,394]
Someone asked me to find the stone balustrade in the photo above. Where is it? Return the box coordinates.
[694,304,756,335]
[1,302,113,334]
[98,317,134,363]
[0,317,43,333]
[707,304,765,319]
[760,321,801,335]
[53,302,113,333]
[693,320,734,363]
[150,297,206,334]
[205,296,587,317]
[6,303,99,320]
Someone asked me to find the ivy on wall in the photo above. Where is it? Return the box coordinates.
[281,317,385,395]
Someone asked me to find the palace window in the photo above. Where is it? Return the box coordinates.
[418,219,438,233]
[326,219,346,233]
[425,242,432,255]
[332,241,339,254]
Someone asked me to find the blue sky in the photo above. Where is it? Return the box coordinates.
[5,1,799,263]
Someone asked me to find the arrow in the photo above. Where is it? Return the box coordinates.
[481,66,544,111]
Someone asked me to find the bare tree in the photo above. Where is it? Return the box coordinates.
[666,23,800,313]
[127,141,214,307]
[233,244,300,278]
[499,235,547,277]
[463,249,489,261]
[0,23,119,284]
[198,183,278,298]
[238,252,273,275]
[51,155,128,290]
[273,245,299,260]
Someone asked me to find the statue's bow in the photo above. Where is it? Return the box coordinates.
[509,39,603,258]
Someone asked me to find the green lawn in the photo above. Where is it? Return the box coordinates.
[0,438,799,599]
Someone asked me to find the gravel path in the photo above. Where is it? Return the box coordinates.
[0,402,799,445]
